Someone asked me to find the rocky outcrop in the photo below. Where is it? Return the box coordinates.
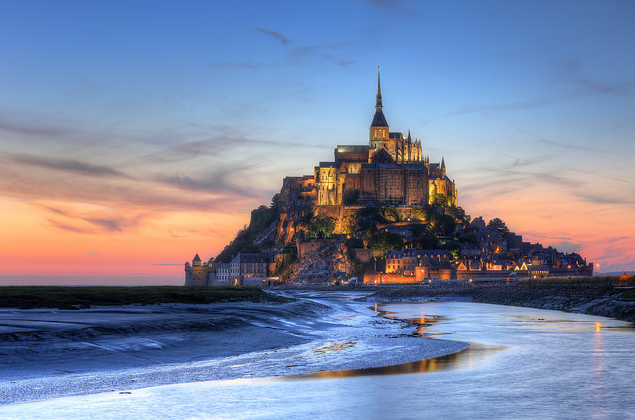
[289,241,352,283]
[364,283,635,324]
[252,220,277,247]
[275,210,299,246]
[471,286,635,324]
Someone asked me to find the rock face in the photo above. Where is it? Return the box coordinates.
[275,180,314,246]
[289,241,352,283]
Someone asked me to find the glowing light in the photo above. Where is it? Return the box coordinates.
[595,322,601,332]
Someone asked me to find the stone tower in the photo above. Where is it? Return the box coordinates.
[369,66,390,152]
[184,253,210,286]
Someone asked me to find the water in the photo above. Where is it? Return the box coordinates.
[2,301,634,419]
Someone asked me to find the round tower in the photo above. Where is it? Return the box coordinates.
[185,253,208,286]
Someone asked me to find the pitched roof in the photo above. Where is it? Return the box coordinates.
[232,253,265,264]
[371,109,388,127]
[372,148,393,163]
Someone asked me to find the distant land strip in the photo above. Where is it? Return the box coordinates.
[0,286,289,309]
[358,276,635,324]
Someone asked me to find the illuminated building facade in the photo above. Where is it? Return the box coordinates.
[284,68,457,210]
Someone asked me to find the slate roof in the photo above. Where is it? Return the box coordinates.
[232,253,265,264]
[371,109,388,127]
[216,263,230,272]
[372,148,394,163]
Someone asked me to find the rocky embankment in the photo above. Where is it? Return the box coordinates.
[363,282,635,324]
[289,242,352,283]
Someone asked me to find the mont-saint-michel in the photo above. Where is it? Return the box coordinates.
[185,69,593,287]
[3,2,635,418]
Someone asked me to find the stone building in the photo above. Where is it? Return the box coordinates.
[214,263,231,285]
[184,254,212,286]
[280,68,457,221]
[229,253,267,286]
[386,249,451,276]
[185,253,267,286]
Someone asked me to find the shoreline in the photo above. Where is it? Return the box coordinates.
[0,292,468,405]
[353,282,635,324]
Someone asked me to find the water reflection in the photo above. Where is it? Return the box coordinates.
[376,306,446,338]
[288,343,504,380]
[7,301,635,420]
[285,303,509,380]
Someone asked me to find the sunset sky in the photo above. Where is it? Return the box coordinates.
[1,0,634,285]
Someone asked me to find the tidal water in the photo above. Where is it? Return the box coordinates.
[2,301,634,419]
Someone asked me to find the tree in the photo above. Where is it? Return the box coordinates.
[365,230,403,250]
[413,233,438,249]
[215,193,280,262]
[442,242,461,259]
[430,213,456,236]
[447,205,470,223]
[305,215,336,239]
[458,232,477,244]
[488,217,510,237]
[345,237,364,249]
[409,206,431,221]
[270,193,280,211]
[382,207,402,222]
[340,212,358,234]
[432,194,448,207]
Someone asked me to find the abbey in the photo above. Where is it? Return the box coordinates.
[281,68,457,213]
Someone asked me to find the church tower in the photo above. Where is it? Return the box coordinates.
[369,66,389,149]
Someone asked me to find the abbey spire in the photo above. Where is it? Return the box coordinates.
[375,65,383,111]
[370,65,389,142]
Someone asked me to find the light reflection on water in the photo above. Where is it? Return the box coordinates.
[295,343,506,380]
[4,301,634,419]
[281,301,635,419]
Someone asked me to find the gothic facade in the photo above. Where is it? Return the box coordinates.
[284,68,457,209]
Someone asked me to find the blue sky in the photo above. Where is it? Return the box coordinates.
[1,0,634,283]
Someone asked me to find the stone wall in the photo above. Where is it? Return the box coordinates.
[363,272,420,284]
[297,238,339,258]
[184,265,209,286]
[289,241,352,283]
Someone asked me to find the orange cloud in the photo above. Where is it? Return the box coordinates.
[0,199,250,284]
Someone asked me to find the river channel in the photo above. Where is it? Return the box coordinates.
[2,300,634,419]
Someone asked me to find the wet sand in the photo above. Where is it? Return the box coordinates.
[0,291,468,404]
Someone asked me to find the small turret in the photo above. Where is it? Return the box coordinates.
[192,253,202,267]
[441,157,446,175]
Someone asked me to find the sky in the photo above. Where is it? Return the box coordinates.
[1,0,634,285]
